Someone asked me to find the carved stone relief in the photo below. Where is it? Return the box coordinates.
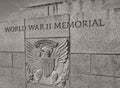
[26,39,69,88]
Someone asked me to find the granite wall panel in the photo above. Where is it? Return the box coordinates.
[89,75,114,88]
[25,14,69,38]
[21,6,48,19]
[70,74,89,88]
[0,0,120,88]
[0,20,24,52]
[7,6,48,21]
[71,54,90,75]
[115,78,120,88]
[0,52,12,67]
[91,55,120,77]
[13,53,25,68]
[70,0,120,54]
[11,68,25,88]
[70,74,120,88]
[0,67,12,88]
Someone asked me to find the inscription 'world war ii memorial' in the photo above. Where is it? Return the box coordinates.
[1,0,120,88]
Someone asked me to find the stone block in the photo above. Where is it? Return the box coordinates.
[26,14,69,38]
[70,74,89,88]
[13,53,25,68]
[11,68,25,88]
[89,75,114,88]
[27,0,69,7]
[70,0,120,54]
[49,5,54,16]
[0,52,12,67]
[115,78,120,88]
[91,55,120,77]
[21,6,48,19]
[27,80,69,88]
[0,67,12,88]
[58,2,69,15]
[0,20,24,52]
[71,54,90,74]
[70,74,117,88]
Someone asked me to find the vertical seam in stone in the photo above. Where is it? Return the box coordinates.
[11,53,13,67]
[80,0,83,11]
[107,9,110,20]
[53,4,55,15]
[48,5,50,16]
[102,0,105,4]
[90,54,92,75]
[11,67,14,88]
[24,19,27,88]
[56,3,58,15]
[68,13,71,88]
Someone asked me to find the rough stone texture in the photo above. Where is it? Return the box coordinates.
[27,0,69,7]
[0,52,12,67]
[70,0,120,54]
[58,2,69,15]
[71,54,90,74]
[89,75,114,88]
[0,67,12,88]
[26,14,69,38]
[115,78,120,88]
[0,20,24,52]
[6,1,69,21]
[11,68,25,88]
[1,0,120,88]
[21,7,48,19]
[91,55,120,77]
[0,67,25,88]
[70,74,89,88]
[13,53,25,68]
[70,74,118,88]
[6,6,48,21]
[27,80,69,88]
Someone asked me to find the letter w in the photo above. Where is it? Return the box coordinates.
[4,27,11,32]
[28,25,35,30]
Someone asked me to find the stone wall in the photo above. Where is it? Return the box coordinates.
[0,0,120,88]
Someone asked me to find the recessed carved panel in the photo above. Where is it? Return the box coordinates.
[26,38,69,88]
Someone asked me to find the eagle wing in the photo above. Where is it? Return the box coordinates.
[51,39,69,71]
[26,41,39,74]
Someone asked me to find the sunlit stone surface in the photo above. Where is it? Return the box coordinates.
[0,0,120,88]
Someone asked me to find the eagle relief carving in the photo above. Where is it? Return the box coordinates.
[26,39,69,88]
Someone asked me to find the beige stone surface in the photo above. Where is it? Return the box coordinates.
[70,74,89,88]
[0,67,12,88]
[11,68,25,88]
[22,6,48,19]
[58,2,69,15]
[26,14,69,38]
[71,54,90,74]
[1,0,120,88]
[89,75,114,88]
[0,20,24,52]
[27,80,69,88]
[70,74,117,88]
[6,6,48,21]
[91,55,120,77]
[13,53,25,68]
[0,67,25,88]
[70,0,120,54]
[27,0,69,7]
[115,78,120,88]
[0,52,12,67]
